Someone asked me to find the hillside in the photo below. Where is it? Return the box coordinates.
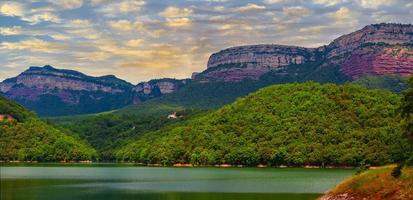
[320,166,413,200]
[0,96,97,162]
[352,75,409,93]
[59,107,204,160]
[116,82,412,166]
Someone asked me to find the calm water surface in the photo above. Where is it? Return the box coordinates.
[0,164,354,200]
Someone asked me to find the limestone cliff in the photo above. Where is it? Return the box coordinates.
[195,23,413,81]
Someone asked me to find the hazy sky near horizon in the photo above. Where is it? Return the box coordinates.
[1,0,412,84]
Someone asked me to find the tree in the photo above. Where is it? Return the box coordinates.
[401,76,413,142]
[400,76,413,166]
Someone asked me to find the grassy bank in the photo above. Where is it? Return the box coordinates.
[320,165,413,200]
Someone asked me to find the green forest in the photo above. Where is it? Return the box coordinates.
[116,82,413,166]
[2,78,412,164]
[59,108,204,160]
[0,96,97,161]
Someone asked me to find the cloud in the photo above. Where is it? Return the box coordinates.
[125,39,144,47]
[312,0,347,6]
[160,6,193,18]
[0,26,22,35]
[0,39,63,53]
[283,6,312,17]
[68,19,92,27]
[159,6,193,28]
[52,0,84,10]
[0,2,61,24]
[0,2,25,17]
[214,6,225,12]
[50,33,71,40]
[146,29,166,38]
[108,20,144,31]
[235,3,266,12]
[357,0,396,8]
[334,7,353,21]
[120,44,191,70]
[264,0,285,4]
[24,12,61,24]
[88,0,104,6]
[299,25,329,34]
[220,26,253,36]
[65,28,101,40]
[97,0,145,16]
[165,18,192,28]
[77,51,111,61]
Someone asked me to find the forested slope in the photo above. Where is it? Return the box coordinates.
[61,108,204,160]
[117,82,412,166]
[0,96,97,161]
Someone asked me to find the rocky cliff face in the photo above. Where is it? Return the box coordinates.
[134,79,187,95]
[195,23,413,81]
[0,65,187,116]
[326,24,413,78]
[326,23,413,60]
[0,65,135,116]
[207,45,317,68]
[0,66,131,104]
[340,44,413,78]
[197,45,320,81]
[132,78,188,104]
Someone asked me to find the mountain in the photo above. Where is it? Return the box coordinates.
[1,23,412,117]
[0,65,185,116]
[116,82,412,166]
[0,96,97,161]
[0,65,133,116]
[193,23,413,82]
[132,78,189,103]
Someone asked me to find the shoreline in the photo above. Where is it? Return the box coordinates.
[0,161,359,169]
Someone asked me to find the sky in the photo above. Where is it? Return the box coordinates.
[0,0,412,84]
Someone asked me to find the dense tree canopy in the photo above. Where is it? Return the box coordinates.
[0,96,35,122]
[55,106,205,160]
[117,82,412,167]
[0,97,97,161]
[401,76,413,142]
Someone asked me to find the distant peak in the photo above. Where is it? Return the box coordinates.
[27,65,56,72]
[43,65,56,70]
[100,75,117,79]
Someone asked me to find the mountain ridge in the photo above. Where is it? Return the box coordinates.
[194,23,413,81]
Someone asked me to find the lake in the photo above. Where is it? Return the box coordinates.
[0,164,354,200]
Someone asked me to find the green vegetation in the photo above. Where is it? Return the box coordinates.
[401,76,413,143]
[122,62,350,111]
[55,104,205,160]
[400,76,413,167]
[0,96,35,122]
[320,166,413,200]
[0,96,97,162]
[117,82,412,166]
[20,90,134,117]
[353,75,408,93]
